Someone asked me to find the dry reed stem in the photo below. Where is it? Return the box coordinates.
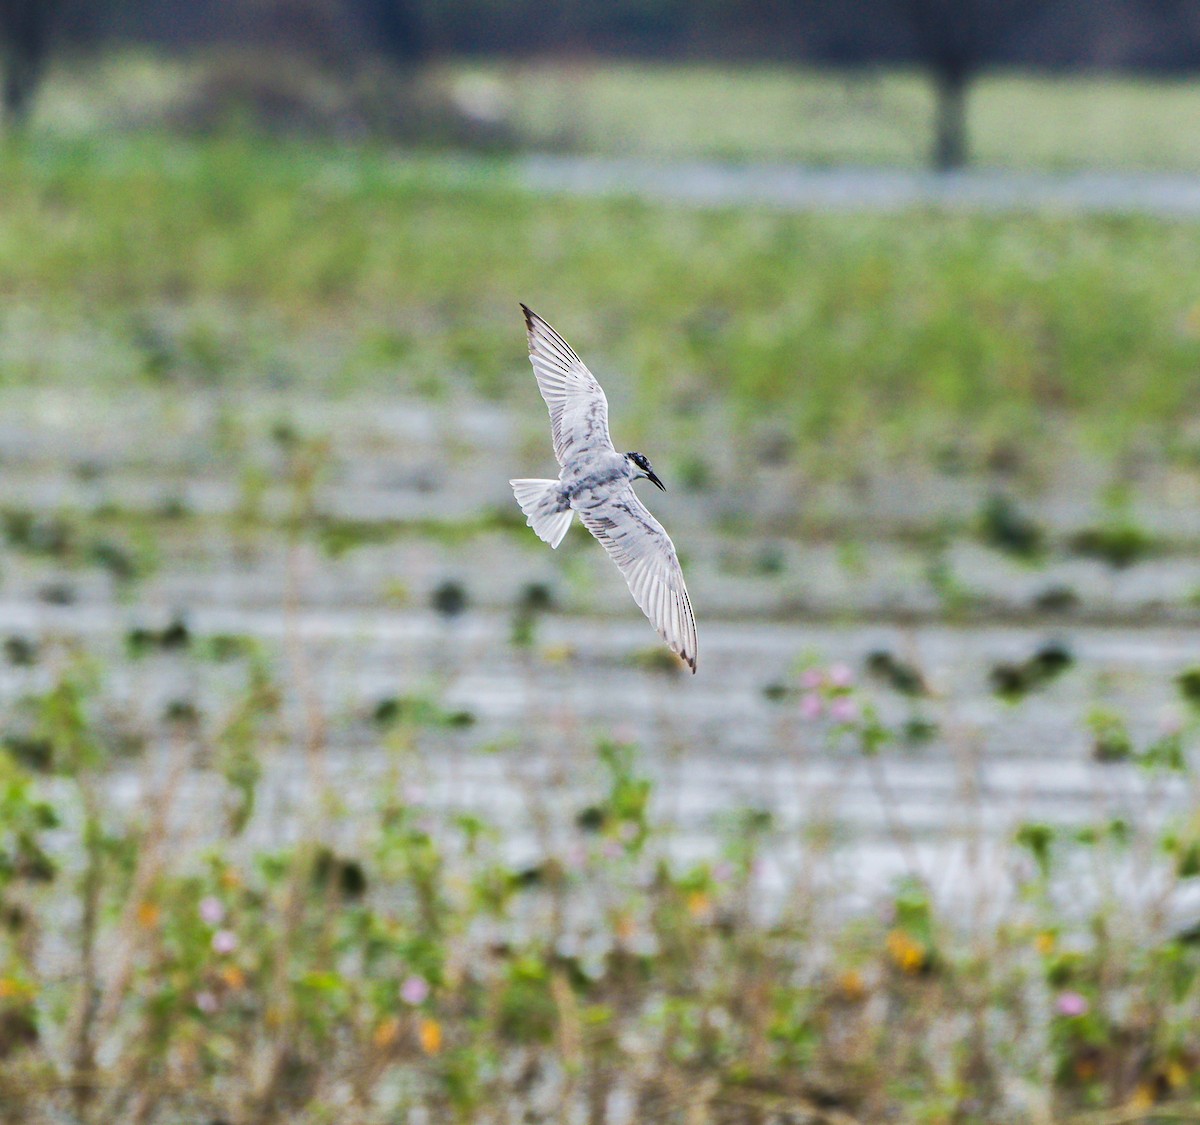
[94,727,192,1034]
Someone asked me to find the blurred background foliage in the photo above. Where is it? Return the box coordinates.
[7,0,1200,165]
[3,3,1200,1123]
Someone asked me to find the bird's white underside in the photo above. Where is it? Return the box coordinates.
[515,306,698,672]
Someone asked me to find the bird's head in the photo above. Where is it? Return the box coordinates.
[626,451,665,491]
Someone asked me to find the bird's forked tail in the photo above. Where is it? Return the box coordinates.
[510,479,573,548]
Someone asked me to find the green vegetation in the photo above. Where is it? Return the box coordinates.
[0,504,153,583]
[5,60,1200,1121]
[1068,519,1159,569]
[988,641,1075,701]
[39,55,1200,172]
[1,132,1200,459]
[465,63,1200,171]
[0,651,1198,1122]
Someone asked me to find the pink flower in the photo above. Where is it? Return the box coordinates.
[829,663,854,688]
[800,669,824,691]
[1159,709,1184,737]
[1055,991,1089,1018]
[712,861,734,884]
[211,929,237,955]
[400,975,430,1005]
[195,990,219,1014]
[199,897,225,926]
[829,697,858,724]
[800,693,823,721]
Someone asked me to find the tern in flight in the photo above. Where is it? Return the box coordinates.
[510,304,698,672]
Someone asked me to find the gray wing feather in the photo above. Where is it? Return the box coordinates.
[575,485,698,673]
[521,305,615,465]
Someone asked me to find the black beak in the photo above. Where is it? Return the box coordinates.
[646,469,666,491]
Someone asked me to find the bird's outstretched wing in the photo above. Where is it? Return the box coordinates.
[575,485,698,673]
[521,304,615,465]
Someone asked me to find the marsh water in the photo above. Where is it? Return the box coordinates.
[522,155,1200,216]
[3,386,1199,925]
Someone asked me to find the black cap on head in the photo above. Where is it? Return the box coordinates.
[627,452,665,491]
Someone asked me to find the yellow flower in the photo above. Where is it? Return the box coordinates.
[0,977,34,1000]
[1128,1082,1156,1110]
[686,890,712,920]
[136,901,160,929]
[1034,931,1055,955]
[886,929,925,974]
[615,913,636,942]
[220,966,246,990]
[418,1017,442,1055]
[838,970,867,1001]
[1167,1060,1189,1089]
[373,1017,400,1049]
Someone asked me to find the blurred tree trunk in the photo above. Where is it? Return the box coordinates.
[902,0,976,170]
[931,65,968,170]
[0,0,58,127]
[900,0,1048,171]
[363,0,425,66]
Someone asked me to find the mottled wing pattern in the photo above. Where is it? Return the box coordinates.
[575,485,698,673]
[521,304,614,465]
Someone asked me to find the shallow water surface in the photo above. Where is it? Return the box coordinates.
[1,388,1198,927]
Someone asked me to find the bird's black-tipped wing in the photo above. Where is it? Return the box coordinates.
[521,304,615,466]
[575,484,698,673]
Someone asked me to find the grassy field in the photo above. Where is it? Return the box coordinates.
[3,93,1200,1121]
[36,54,1200,172]
[1,620,1199,1124]
[2,132,1200,464]
[454,63,1200,171]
